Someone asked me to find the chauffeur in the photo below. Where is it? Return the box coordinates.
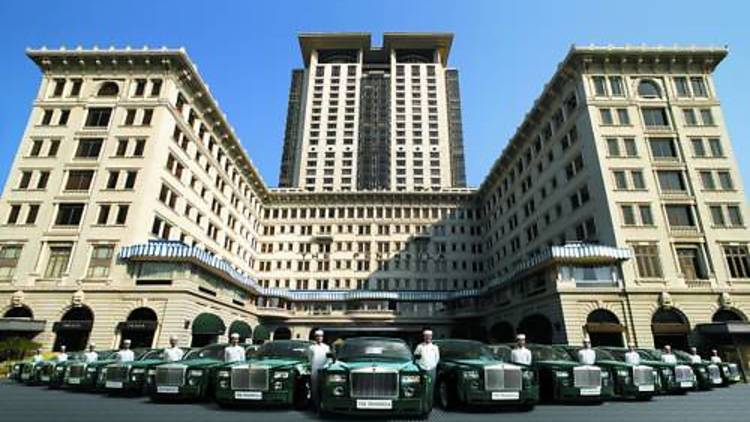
[308,329,330,410]
[414,329,440,382]
[84,344,98,363]
[116,339,135,362]
[57,345,68,362]
[625,343,641,366]
[661,345,677,364]
[689,347,702,364]
[224,333,246,362]
[577,337,596,365]
[32,349,44,363]
[510,334,532,365]
[710,350,722,364]
[162,336,185,362]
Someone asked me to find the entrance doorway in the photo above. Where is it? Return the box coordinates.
[190,313,225,347]
[119,307,158,348]
[53,306,94,351]
[585,309,625,347]
[651,307,690,350]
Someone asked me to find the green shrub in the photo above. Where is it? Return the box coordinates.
[0,337,42,362]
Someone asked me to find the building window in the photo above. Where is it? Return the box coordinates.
[86,245,114,278]
[75,138,103,158]
[691,77,708,97]
[592,76,607,96]
[97,81,119,97]
[85,108,112,127]
[665,204,696,228]
[637,79,661,98]
[55,203,85,226]
[6,205,21,225]
[633,244,663,278]
[649,138,678,160]
[656,170,687,193]
[724,245,750,279]
[642,108,669,127]
[0,245,22,279]
[675,245,708,280]
[44,244,72,278]
[674,77,690,97]
[65,170,94,191]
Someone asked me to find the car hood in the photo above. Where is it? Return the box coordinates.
[534,360,584,369]
[158,357,223,369]
[327,359,420,372]
[597,359,632,369]
[85,359,118,368]
[441,358,521,369]
[112,359,167,368]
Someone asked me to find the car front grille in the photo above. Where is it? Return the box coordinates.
[155,366,186,387]
[707,365,722,381]
[231,366,268,391]
[728,364,740,378]
[105,366,130,382]
[675,365,693,382]
[68,364,85,378]
[350,370,399,398]
[573,366,601,388]
[484,365,522,391]
[633,366,654,386]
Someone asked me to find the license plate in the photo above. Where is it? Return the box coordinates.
[491,391,520,400]
[712,378,723,384]
[638,385,654,392]
[579,387,601,396]
[235,391,262,400]
[105,381,123,389]
[356,399,393,410]
[679,381,693,388]
[68,377,80,385]
[40,376,50,382]
[157,386,179,394]
[21,374,30,380]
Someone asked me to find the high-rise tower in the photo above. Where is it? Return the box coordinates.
[278,32,467,192]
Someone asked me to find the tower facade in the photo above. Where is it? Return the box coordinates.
[278,33,467,192]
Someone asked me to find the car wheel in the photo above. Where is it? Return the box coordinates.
[437,379,456,410]
[294,378,311,410]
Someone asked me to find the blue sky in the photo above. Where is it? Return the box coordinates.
[0,0,748,195]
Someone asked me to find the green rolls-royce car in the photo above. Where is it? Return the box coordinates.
[148,343,255,401]
[638,349,696,394]
[672,350,722,390]
[64,350,122,391]
[527,344,609,403]
[19,359,46,385]
[558,346,656,400]
[103,348,189,395]
[318,337,432,418]
[718,361,743,384]
[215,340,312,408]
[432,340,538,410]
[45,353,87,388]
[603,348,694,395]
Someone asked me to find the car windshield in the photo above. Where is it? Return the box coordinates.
[337,339,412,362]
[594,349,616,361]
[68,353,86,361]
[97,351,117,360]
[672,350,694,362]
[139,350,163,360]
[529,345,572,361]
[604,349,627,361]
[188,345,226,360]
[490,345,512,361]
[256,341,310,360]
[638,349,661,361]
[436,341,496,360]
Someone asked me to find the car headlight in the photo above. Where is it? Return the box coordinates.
[87,367,97,373]
[132,368,145,374]
[327,374,346,383]
[56,367,65,372]
[333,386,345,396]
[617,369,629,377]
[219,379,229,389]
[273,381,284,390]
[147,369,156,376]
[523,370,535,383]
[401,375,421,384]
[218,371,230,378]
[554,371,569,378]
[403,386,416,397]
[273,371,289,379]
[188,369,203,377]
[462,370,479,380]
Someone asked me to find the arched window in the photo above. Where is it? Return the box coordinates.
[712,308,745,322]
[638,79,661,98]
[97,82,119,97]
[3,306,33,319]
[517,314,554,344]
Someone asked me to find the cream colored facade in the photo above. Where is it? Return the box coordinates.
[0,41,749,359]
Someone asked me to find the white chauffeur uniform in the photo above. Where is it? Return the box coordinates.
[661,353,677,364]
[414,342,440,382]
[32,354,43,363]
[84,351,98,363]
[224,345,246,362]
[116,349,135,362]
[690,354,702,364]
[163,347,185,362]
[511,347,532,365]
[308,341,331,408]
[625,351,641,366]
[710,355,722,364]
[578,348,596,365]
[57,353,68,363]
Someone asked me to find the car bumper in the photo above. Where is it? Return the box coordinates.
[459,386,539,406]
[149,384,205,401]
[215,388,294,405]
[556,385,606,402]
[619,382,657,398]
[321,397,429,416]
[104,378,146,394]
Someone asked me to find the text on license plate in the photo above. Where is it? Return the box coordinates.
[157,386,179,394]
[235,391,262,400]
[579,387,601,396]
[638,385,654,392]
[680,381,693,388]
[492,391,520,400]
[105,381,123,389]
[356,399,393,410]
[40,376,50,381]
[68,377,80,384]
